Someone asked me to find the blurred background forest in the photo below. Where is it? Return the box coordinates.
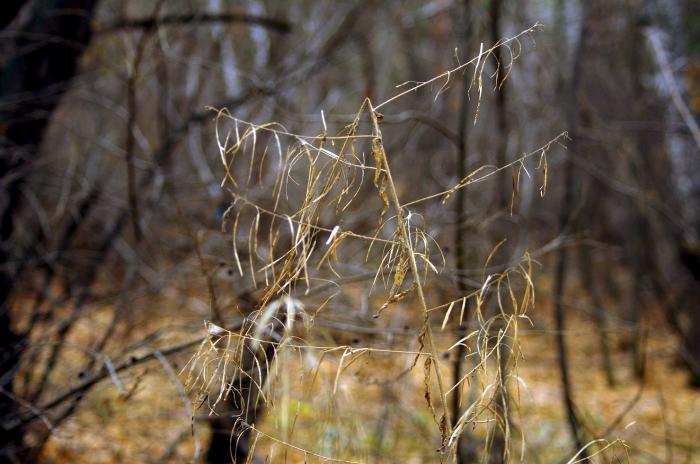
[2,0,700,463]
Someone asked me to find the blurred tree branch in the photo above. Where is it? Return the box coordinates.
[0,0,28,30]
[0,1,98,461]
[99,12,291,34]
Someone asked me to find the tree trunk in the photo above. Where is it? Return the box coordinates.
[0,1,98,460]
[205,308,284,464]
[552,0,591,460]
[451,1,481,462]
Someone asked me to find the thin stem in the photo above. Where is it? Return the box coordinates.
[368,101,454,448]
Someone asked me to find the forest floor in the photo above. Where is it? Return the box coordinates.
[37,276,700,464]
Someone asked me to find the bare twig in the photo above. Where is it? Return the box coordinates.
[100,12,291,34]
[644,27,700,155]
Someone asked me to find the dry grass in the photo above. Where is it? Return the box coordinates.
[35,20,700,464]
[180,24,579,463]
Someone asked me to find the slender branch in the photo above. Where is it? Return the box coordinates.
[385,111,460,147]
[124,29,146,241]
[99,13,291,34]
[153,350,201,461]
[644,26,700,155]
[373,23,540,111]
[12,332,218,429]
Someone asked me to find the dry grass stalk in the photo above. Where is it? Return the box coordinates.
[181,24,571,462]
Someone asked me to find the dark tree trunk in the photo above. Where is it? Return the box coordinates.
[452,1,480,462]
[490,0,509,212]
[205,311,283,464]
[0,1,98,461]
[0,1,28,30]
[579,245,616,387]
[679,244,700,385]
[642,0,700,388]
[552,0,591,460]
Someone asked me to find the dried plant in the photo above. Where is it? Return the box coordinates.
[182,24,602,463]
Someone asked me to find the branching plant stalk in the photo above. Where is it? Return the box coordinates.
[369,102,454,447]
